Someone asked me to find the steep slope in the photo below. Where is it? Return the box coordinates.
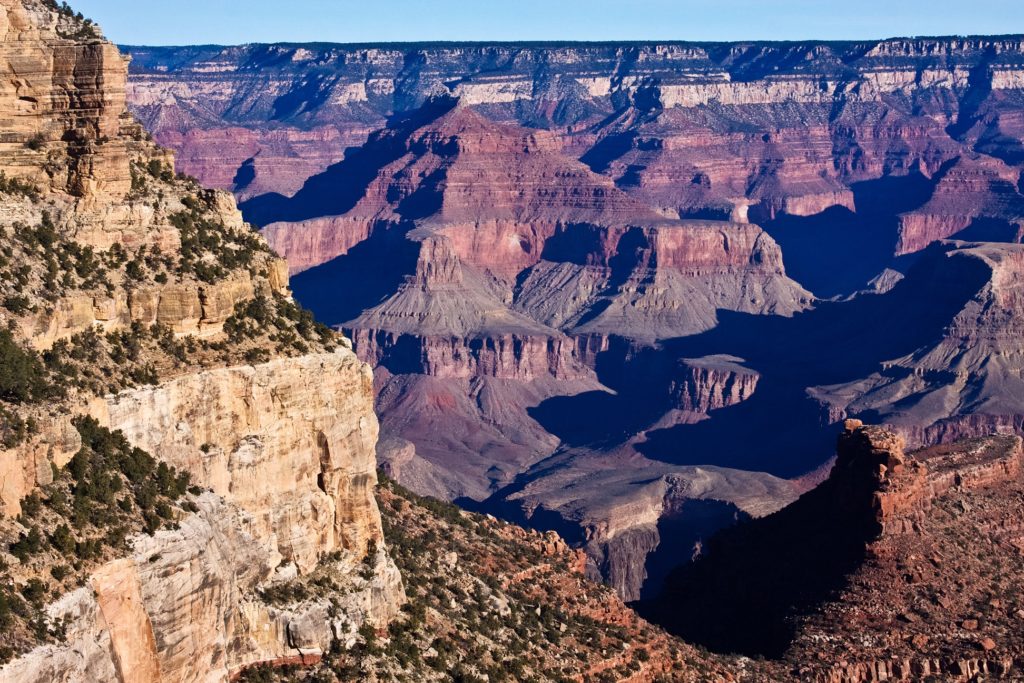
[0,2,403,680]
[650,420,1024,681]
[811,240,1024,447]
[228,475,765,683]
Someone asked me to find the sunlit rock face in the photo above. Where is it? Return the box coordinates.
[0,3,404,679]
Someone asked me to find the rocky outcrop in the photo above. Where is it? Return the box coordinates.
[813,241,1024,452]
[0,2,405,680]
[349,329,590,381]
[649,422,1024,681]
[23,261,289,349]
[0,0,133,198]
[0,494,403,683]
[91,349,383,574]
[0,415,79,515]
[670,356,759,414]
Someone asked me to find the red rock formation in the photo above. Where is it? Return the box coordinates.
[669,356,759,414]
[815,241,1024,451]
[350,329,588,381]
[260,215,376,274]
[126,38,1024,261]
[652,422,1024,682]
[896,155,1024,255]
[122,37,1024,603]
[154,125,365,200]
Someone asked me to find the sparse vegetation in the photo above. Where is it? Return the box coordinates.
[44,0,100,40]
[0,418,199,664]
[24,134,47,152]
[0,172,41,201]
[223,293,337,356]
[172,191,272,283]
[237,474,731,683]
[0,328,54,403]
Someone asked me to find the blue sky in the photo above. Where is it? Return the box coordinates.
[72,0,1024,46]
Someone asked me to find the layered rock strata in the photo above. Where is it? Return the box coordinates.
[1,495,403,683]
[123,34,1024,601]
[126,38,1024,237]
[0,2,404,680]
[92,350,383,574]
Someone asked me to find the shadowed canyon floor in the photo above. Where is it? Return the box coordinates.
[648,421,1024,681]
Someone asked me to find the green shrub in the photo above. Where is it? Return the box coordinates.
[3,295,32,314]
[0,330,52,403]
[9,526,43,561]
[0,172,40,201]
[24,134,46,151]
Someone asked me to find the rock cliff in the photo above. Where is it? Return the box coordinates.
[812,241,1024,449]
[125,38,1024,235]
[0,2,403,680]
[217,475,764,682]
[92,351,383,575]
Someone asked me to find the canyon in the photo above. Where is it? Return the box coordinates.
[3,1,1024,680]
[2,4,749,682]
[125,36,1024,601]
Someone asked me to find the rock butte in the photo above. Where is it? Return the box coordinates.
[651,421,1024,681]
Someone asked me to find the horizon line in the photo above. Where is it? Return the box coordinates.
[118,32,1024,51]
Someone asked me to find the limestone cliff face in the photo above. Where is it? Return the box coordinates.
[0,415,79,516]
[0,0,132,198]
[2,348,405,681]
[1,495,403,683]
[0,1,404,680]
[126,37,1024,237]
[92,349,383,574]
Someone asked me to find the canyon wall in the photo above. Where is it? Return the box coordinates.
[125,37,1024,244]
[93,350,383,574]
[1,493,402,683]
[0,2,404,680]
